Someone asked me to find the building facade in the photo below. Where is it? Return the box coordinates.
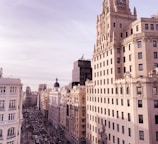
[69,86,86,144]
[0,77,23,144]
[72,59,92,87]
[86,0,158,144]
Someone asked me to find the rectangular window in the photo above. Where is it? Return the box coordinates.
[122,112,124,120]
[145,24,148,30]
[128,113,131,121]
[138,100,143,108]
[117,48,121,54]
[0,87,6,95]
[117,124,119,132]
[154,52,158,59]
[151,24,154,30]
[127,99,130,106]
[129,65,132,72]
[138,52,142,59]
[139,131,144,140]
[129,54,132,61]
[154,100,158,108]
[137,87,142,95]
[155,115,158,124]
[156,24,158,30]
[138,64,143,71]
[153,40,157,47]
[8,113,15,121]
[139,115,143,123]
[153,87,157,95]
[136,25,139,31]
[117,58,120,63]
[138,41,142,48]
[156,131,158,141]
[117,68,121,73]
[122,126,125,134]
[128,128,131,137]
[0,100,5,110]
[0,114,4,121]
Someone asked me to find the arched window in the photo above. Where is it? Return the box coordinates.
[7,127,15,137]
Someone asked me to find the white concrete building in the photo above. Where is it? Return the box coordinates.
[0,77,23,144]
[86,0,158,144]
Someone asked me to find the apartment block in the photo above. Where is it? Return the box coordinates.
[0,73,23,144]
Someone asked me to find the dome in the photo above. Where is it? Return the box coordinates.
[54,78,60,88]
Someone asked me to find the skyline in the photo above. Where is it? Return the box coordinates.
[0,0,158,91]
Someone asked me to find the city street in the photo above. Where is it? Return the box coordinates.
[21,107,54,144]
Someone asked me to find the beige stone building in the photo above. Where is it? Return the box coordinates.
[69,85,86,144]
[0,74,23,144]
[40,89,50,118]
[86,0,158,144]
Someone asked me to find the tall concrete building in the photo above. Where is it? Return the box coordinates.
[86,0,158,144]
[72,59,92,87]
[0,71,23,144]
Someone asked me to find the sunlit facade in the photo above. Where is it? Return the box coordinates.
[0,78,23,144]
[86,0,158,144]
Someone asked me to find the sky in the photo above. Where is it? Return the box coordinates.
[0,0,158,91]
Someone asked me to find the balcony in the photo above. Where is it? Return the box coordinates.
[7,134,16,139]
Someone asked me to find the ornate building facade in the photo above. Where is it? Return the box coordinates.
[86,0,158,144]
[0,76,23,144]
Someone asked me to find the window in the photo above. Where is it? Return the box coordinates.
[138,100,142,107]
[117,124,119,132]
[128,128,131,137]
[156,131,158,141]
[131,29,133,34]
[153,87,157,95]
[129,54,132,61]
[0,129,2,138]
[127,99,130,106]
[113,22,116,27]
[151,24,154,30]
[156,24,158,30]
[138,52,142,59]
[153,40,157,47]
[154,100,158,108]
[137,87,142,95]
[138,64,143,71]
[8,113,15,121]
[137,41,142,48]
[117,111,119,118]
[126,32,128,37]
[139,115,143,123]
[117,58,120,63]
[126,87,129,94]
[128,113,131,121]
[139,131,144,140]
[136,25,139,31]
[117,68,121,73]
[117,48,121,54]
[154,63,158,68]
[145,24,148,30]
[154,52,158,59]
[0,100,5,110]
[121,112,124,120]
[10,87,17,94]
[7,127,15,137]
[155,115,158,124]
[9,100,16,109]
[0,114,4,121]
[122,126,125,134]
[129,65,132,72]
[0,87,6,95]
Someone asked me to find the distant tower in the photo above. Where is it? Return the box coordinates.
[54,78,60,90]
